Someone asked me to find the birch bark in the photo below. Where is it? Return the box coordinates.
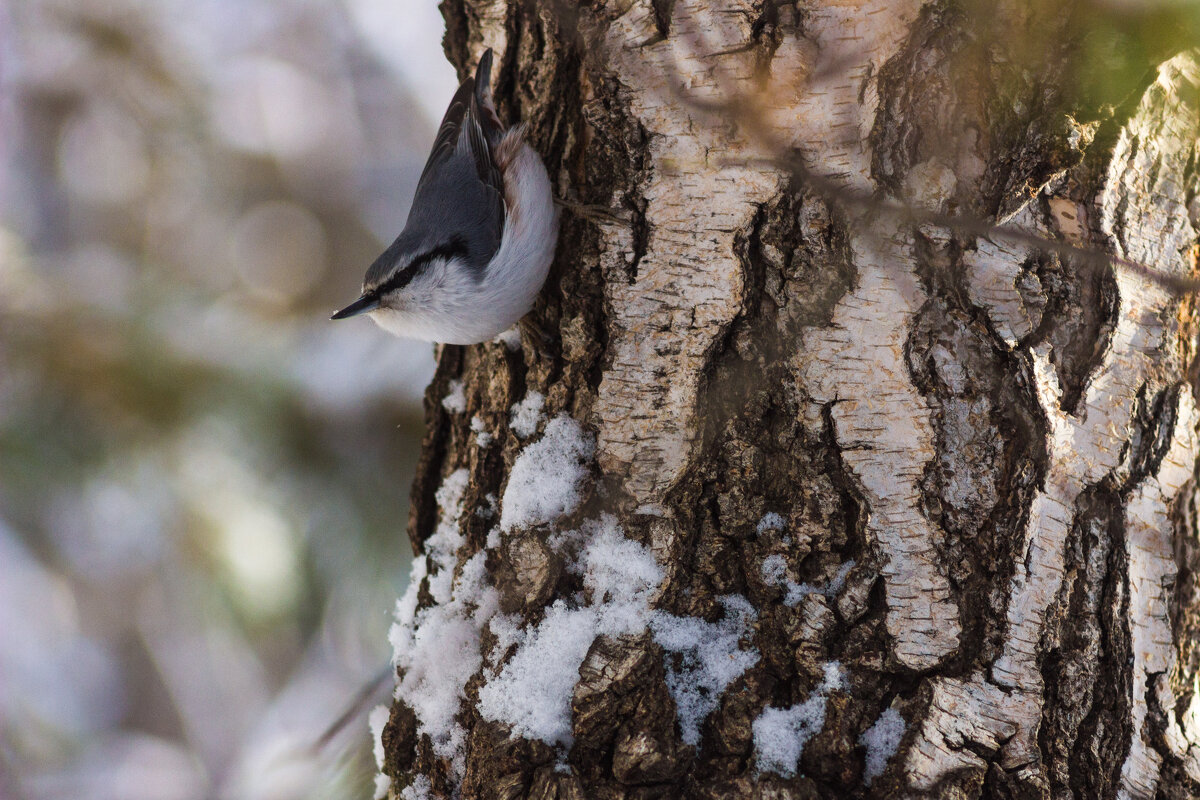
[378,3,1200,798]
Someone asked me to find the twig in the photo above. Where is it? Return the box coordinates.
[310,664,394,754]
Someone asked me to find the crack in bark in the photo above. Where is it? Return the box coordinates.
[1042,489,1123,800]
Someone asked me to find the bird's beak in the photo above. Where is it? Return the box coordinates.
[330,293,379,320]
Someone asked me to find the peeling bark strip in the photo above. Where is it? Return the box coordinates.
[381,2,1200,797]
[1122,390,1200,796]
[594,0,800,510]
[791,0,961,672]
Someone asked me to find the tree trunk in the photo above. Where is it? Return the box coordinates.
[378,2,1200,798]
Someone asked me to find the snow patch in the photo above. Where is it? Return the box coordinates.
[369,704,392,799]
[398,775,432,800]
[493,326,522,351]
[487,611,525,663]
[476,494,498,520]
[651,595,761,746]
[368,703,390,770]
[761,556,856,607]
[478,600,601,745]
[753,661,845,777]
[424,469,469,603]
[757,512,786,534]
[478,516,663,746]
[584,520,664,634]
[509,391,545,439]
[500,415,593,531]
[860,706,905,784]
[441,380,465,413]
[470,415,494,447]
[761,554,788,585]
[388,470,497,779]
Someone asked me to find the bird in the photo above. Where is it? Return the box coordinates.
[331,48,558,345]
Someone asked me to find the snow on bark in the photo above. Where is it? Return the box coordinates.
[441,380,466,414]
[752,661,845,777]
[907,51,1200,791]
[499,415,594,532]
[650,595,760,747]
[478,514,762,751]
[789,0,961,671]
[860,706,906,785]
[508,390,545,439]
[369,704,393,799]
[478,515,663,746]
[389,470,496,778]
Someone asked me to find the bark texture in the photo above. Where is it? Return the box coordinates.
[379,2,1200,798]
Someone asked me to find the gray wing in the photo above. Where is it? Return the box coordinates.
[417,50,500,189]
[380,50,504,281]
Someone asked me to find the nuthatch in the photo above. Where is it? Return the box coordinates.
[331,49,558,344]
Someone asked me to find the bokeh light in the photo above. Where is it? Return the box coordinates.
[0,1,454,797]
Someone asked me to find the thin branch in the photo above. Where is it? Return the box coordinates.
[310,664,394,754]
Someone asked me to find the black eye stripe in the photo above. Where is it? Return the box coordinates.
[374,237,470,296]
[374,267,416,296]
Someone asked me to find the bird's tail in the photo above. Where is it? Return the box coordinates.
[473,48,503,145]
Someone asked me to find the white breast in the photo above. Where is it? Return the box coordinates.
[368,141,559,345]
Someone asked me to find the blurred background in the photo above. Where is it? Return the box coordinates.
[0,1,455,797]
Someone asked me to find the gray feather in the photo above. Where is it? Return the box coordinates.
[367,50,505,288]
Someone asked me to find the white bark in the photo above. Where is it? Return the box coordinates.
[790,0,962,673]
[594,1,791,511]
